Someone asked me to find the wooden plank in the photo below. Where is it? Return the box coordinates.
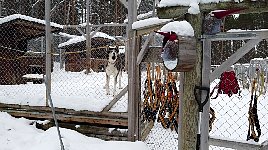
[0,103,128,119]
[141,121,154,141]
[4,110,128,127]
[210,39,262,82]
[127,0,138,142]
[102,85,128,112]
[209,136,260,150]
[178,73,184,149]
[136,32,154,65]
[200,38,211,150]
[201,30,268,41]
[201,32,258,41]
[260,140,268,150]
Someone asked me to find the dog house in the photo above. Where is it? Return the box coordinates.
[58,32,120,72]
[0,14,62,85]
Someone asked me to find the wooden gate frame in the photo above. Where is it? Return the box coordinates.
[202,30,268,150]
[156,1,268,150]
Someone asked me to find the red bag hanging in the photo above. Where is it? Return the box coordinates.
[211,70,240,99]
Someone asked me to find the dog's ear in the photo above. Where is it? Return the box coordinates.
[106,47,110,59]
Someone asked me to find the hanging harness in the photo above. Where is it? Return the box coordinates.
[210,70,240,99]
[247,69,261,142]
[157,71,179,133]
[142,63,156,122]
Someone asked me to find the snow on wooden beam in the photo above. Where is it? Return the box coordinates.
[201,30,268,41]
[135,21,171,36]
[157,1,268,19]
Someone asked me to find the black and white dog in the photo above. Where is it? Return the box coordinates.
[104,46,125,96]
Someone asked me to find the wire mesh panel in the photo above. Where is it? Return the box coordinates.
[209,39,268,150]
[139,30,180,149]
[0,0,128,113]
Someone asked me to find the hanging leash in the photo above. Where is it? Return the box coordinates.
[142,63,155,122]
[194,86,210,150]
[166,73,179,133]
[247,68,261,142]
[209,107,216,132]
[156,71,179,133]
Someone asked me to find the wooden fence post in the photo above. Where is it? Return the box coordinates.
[179,13,203,150]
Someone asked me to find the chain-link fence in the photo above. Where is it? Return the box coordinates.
[0,0,128,112]
[209,39,268,150]
[1,0,268,150]
[207,13,268,149]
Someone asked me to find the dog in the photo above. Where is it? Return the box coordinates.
[104,46,125,96]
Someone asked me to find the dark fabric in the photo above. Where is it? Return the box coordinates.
[218,71,240,96]
[162,40,179,61]
[203,15,222,35]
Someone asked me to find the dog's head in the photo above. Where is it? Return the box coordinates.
[107,46,119,63]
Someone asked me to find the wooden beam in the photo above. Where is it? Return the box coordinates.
[136,33,154,65]
[4,110,128,127]
[260,140,268,150]
[0,103,128,119]
[157,1,268,19]
[201,30,268,41]
[127,0,139,142]
[210,39,262,82]
[200,38,211,150]
[209,136,260,150]
[102,85,128,112]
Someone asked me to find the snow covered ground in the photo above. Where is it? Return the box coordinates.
[1,62,268,150]
[0,112,148,150]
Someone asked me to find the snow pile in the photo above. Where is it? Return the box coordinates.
[0,112,149,150]
[158,0,242,15]
[132,17,171,30]
[159,21,195,37]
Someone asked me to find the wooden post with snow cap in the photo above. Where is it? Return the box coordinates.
[178,14,205,150]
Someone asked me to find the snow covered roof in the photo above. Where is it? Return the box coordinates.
[58,32,116,48]
[0,14,63,45]
[0,14,63,29]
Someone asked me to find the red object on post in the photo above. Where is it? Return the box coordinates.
[154,31,178,48]
[211,8,246,19]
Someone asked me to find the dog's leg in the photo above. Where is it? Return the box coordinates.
[119,70,122,89]
[106,74,110,95]
[113,75,118,96]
